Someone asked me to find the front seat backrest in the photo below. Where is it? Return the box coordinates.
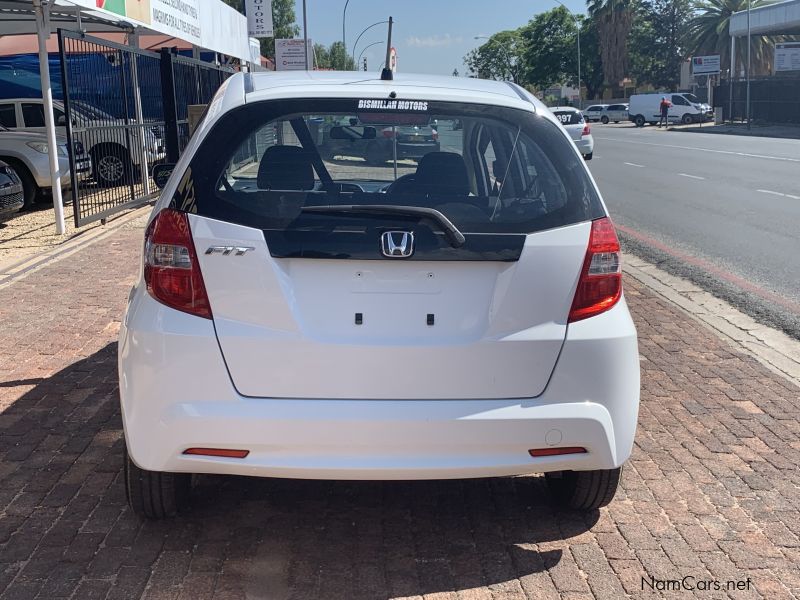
[257,145,315,190]
[413,151,470,195]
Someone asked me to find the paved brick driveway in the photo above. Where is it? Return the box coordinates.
[0,218,798,600]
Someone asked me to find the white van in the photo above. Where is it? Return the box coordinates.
[628,93,712,127]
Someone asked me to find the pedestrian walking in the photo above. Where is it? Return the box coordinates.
[658,96,672,128]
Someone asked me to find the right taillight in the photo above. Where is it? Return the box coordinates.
[144,208,212,319]
[568,217,622,323]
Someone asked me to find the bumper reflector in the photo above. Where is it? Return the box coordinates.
[183,448,250,459]
[529,447,587,458]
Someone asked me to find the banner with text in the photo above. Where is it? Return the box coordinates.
[775,43,800,72]
[275,39,312,70]
[246,0,274,38]
[68,0,249,61]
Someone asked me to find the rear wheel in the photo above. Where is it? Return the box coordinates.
[681,113,694,125]
[124,446,191,519]
[545,467,621,510]
[600,116,609,124]
[634,115,645,127]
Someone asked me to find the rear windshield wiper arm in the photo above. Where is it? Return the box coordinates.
[301,205,466,248]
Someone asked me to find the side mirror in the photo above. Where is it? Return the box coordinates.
[152,163,175,190]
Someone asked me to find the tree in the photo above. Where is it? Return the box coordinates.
[314,41,356,70]
[464,30,526,83]
[519,7,580,91]
[587,0,634,92]
[580,18,605,99]
[223,0,299,59]
[685,0,778,77]
[629,0,691,89]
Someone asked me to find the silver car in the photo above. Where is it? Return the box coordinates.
[0,124,90,208]
[549,107,594,160]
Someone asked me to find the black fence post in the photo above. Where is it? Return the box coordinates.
[160,48,180,163]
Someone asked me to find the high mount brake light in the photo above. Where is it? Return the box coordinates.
[568,217,622,322]
[144,209,212,319]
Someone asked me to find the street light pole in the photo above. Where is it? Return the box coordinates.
[553,0,581,108]
[357,41,382,69]
[352,20,390,66]
[746,0,751,129]
[303,0,309,70]
[342,0,350,56]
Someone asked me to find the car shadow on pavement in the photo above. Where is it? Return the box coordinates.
[0,343,600,599]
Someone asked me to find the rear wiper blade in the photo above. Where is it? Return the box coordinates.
[300,205,466,248]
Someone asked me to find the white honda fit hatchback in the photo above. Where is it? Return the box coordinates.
[119,71,639,518]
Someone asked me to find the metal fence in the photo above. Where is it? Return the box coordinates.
[58,30,234,227]
[714,78,800,125]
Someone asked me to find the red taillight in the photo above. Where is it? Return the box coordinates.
[183,448,249,458]
[144,208,212,319]
[529,447,587,457]
[432,130,439,141]
[568,217,622,323]
[582,123,591,136]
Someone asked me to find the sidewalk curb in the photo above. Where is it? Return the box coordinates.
[0,205,151,292]
[624,256,800,389]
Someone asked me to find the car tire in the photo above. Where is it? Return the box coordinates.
[2,159,38,210]
[583,152,593,161]
[613,120,619,124]
[634,115,645,127]
[92,144,132,188]
[545,467,621,510]
[600,116,609,124]
[124,446,191,519]
[682,113,694,125]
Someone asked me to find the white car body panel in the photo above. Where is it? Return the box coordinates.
[120,71,638,482]
[120,289,638,479]
[192,216,589,400]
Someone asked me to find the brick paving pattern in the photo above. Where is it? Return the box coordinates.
[0,219,798,599]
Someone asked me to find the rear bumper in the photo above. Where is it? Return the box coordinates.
[576,137,593,155]
[119,291,639,480]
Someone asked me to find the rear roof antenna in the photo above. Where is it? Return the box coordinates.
[380,16,394,81]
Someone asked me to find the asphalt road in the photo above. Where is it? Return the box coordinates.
[587,124,800,337]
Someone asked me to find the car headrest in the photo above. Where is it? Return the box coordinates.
[413,151,470,195]
[257,145,315,191]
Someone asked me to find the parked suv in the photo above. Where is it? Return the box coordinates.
[0,98,164,187]
[120,72,640,519]
[0,124,90,208]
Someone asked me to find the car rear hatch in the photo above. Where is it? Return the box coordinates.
[191,216,589,400]
[168,97,606,400]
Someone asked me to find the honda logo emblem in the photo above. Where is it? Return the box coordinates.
[381,231,415,258]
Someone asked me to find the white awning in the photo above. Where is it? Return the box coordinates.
[730,0,800,37]
[0,0,251,61]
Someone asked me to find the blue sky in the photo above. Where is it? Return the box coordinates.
[293,0,588,75]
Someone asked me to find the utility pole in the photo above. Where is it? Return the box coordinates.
[746,0,751,129]
[303,0,309,70]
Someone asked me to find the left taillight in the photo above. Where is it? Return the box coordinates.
[582,123,591,136]
[568,217,622,323]
[144,208,212,319]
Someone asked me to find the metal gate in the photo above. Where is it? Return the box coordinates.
[58,30,234,227]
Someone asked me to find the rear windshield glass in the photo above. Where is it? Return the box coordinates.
[179,99,603,236]
[550,110,584,126]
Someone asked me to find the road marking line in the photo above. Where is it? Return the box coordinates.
[624,162,645,168]
[787,194,800,200]
[594,136,800,163]
[757,189,786,197]
[679,173,705,180]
